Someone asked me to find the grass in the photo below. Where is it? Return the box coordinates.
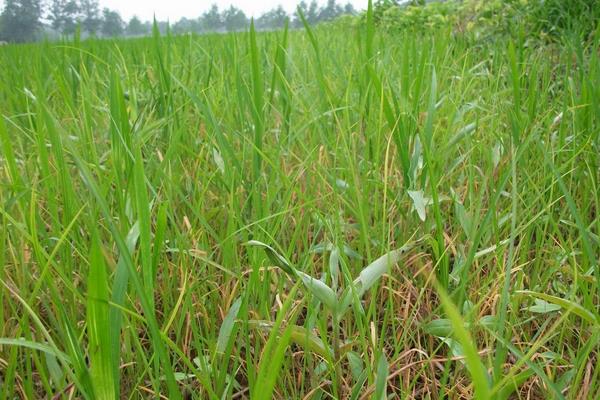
[0,11,599,399]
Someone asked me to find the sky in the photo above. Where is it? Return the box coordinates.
[0,1,367,22]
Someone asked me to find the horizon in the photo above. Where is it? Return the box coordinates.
[0,0,367,22]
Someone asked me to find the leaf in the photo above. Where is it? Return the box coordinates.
[87,233,117,400]
[447,122,477,148]
[297,271,337,312]
[216,298,242,354]
[347,351,364,381]
[492,142,503,168]
[133,143,154,300]
[422,319,454,337]
[488,331,565,400]
[454,199,472,240]
[288,325,330,358]
[329,247,340,291]
[479,315,498,329]
[342,245,362,260]
[496,368,536,400]
[356,249,402,296]
[436,285,491,398]
[160,372,196,382]
[44,352,64,385]
[338,249,404,316]
[247,240,337,311]
[525,299,562,314]
[374,352,388,400]
[423,316,496,338]
[408,190,427,221]
[0,338,71,363]
[212,147,225,174]
[70,150,183,398]
[251,285,300,400]
[517,291,599,325]
[246,240,295,276]
[441,337,465,359]
[248,320,330,359]
[335,178,349,190]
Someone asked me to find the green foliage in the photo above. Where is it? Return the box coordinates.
[126,16,148,36]
[48,0,80,36]
[527,0,600,38]
[79,0,101,35]
[379,0,457,32]
[256,6,289,30]
[373,0,600,40]
[101,8,124,37]
[0,10,599,399]
[0,0,42,42]
[222,6,249,32]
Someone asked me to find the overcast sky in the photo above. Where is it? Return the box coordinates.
[0,1,367,22]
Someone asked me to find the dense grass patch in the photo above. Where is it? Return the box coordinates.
[0,13,599,400]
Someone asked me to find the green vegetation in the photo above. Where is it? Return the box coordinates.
[0,1,599,399]
[0,0,357,42]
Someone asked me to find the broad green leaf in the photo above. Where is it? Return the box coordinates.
[347,351,364,381]
[441,337,465,359]
[355,249,402,296]
[422,319,454,337]
[44,352,64,386]
[408,190,427,221]
[423,316,497,338]
[297,271,337,312]
[216,297,242,354]
[212,147,225,174]
[518,291,599,325]
[525,299,562,314]
[374,352,388,400]
[246,240,296,276]
[248,320,330,359]
[338,249,403,316]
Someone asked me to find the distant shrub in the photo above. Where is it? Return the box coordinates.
[379,1,459,33]
[371,0,599,40]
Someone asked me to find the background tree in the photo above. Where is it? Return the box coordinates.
[126,15,147,36]
[101,8,124,37]
[172,17,202,34]
[61,0,80,35]
[48,0,80,36]
[200,4,222,32]
[222,6,247,32]
[307,1,320,24]
[256,5,289,30]
[48,0,65,32]
[79,0,101,35]
[343,2,356,15]
[0,0,42,42]
[318,0,343,22]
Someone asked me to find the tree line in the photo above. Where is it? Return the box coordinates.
[0,0,357,43]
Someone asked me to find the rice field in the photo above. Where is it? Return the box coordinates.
[0,11,599,400]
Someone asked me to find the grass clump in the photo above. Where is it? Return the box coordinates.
[0,3,599,399]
